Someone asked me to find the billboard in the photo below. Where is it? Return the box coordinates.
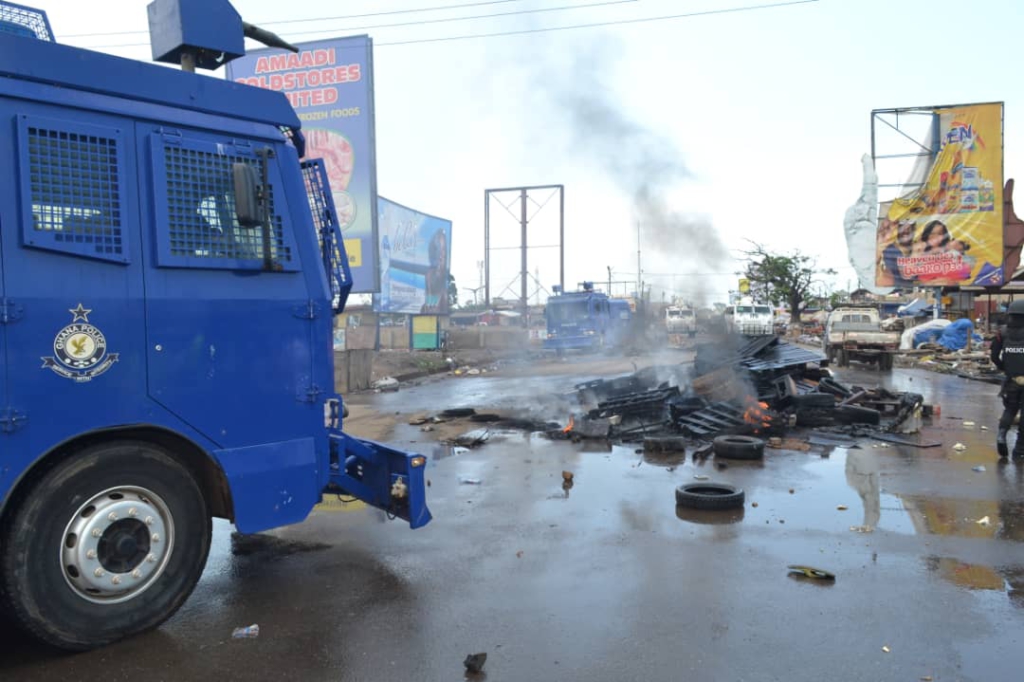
[875,102,1004,288]
[226,36,379,293]
[373,197,452,315]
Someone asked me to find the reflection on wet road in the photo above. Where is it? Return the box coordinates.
[3,366,1024,681]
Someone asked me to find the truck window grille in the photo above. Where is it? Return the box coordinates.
[301,158,352,311]
[163,145,291,264]
[20,120,127,262]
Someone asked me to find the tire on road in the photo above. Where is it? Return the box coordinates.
[0,440,211,651]
[837,349,849,367]
[713,435,766,460]
[675,482,745,510]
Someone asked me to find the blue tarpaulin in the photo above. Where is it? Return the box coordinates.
[936,319,983,351]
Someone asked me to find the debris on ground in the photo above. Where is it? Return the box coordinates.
[882,645,891,654]
[464,652,487,674]
[561,470,574,483]
[553,334,933,449]
[459,477,482,485]
[953,443,967,451]
[454,429,491,448]
[371,376,400,392]
[787,565,836,580]
[837,505,848,511]
[977,516,991,527]
[232,624,260,639]
[972,465,987,473]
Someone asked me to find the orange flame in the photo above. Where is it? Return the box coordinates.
[562,415,575,434]
[743,398,772,433]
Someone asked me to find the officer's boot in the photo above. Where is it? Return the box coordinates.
[998,427,1009,458]
[1014,429,1024,460]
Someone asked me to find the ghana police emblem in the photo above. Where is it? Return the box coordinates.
[41,304,119,383]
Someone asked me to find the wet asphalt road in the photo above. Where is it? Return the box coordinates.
[2,356,1024,681]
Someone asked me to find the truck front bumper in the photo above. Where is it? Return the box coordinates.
[326,432,432,529]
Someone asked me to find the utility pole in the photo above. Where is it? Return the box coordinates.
[607,266,612,295]
[636,221,642,297]
[520,189,528,322]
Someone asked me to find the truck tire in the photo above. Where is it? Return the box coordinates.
[0,440,211,651]
[837,349,849,367]
[880,354,894,371]
[675,483,745,510]
[713,435,765,460]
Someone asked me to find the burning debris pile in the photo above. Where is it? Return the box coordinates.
[560,335,929,445]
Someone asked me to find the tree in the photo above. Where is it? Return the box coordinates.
[448,274,458,309]
[742,243,836,324]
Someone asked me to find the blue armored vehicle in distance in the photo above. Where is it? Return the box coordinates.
[543,282,633,352]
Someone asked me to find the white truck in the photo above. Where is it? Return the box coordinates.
[823,307,901,371]
[727,299,775,335]
[665,306,697,337]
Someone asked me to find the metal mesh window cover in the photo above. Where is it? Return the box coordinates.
[16,115,128,263]
[151,134,298,271]
[301,158,352,310]
[0,2,54,41]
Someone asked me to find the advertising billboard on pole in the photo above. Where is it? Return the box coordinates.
[226,36,379,293]
[373,197,452,315]
[875,102,1004,288]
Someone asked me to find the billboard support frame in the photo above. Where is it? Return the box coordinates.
[483,184,564,317]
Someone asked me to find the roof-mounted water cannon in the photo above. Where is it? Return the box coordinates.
[147,0,298,73]
[0,2,54,41]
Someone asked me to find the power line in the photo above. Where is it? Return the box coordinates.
[78,0,639,49]
[59,0,528,38]
[375,0,818,46]
[76,0,818,50]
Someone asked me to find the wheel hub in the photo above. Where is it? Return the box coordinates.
[61,486,174,604]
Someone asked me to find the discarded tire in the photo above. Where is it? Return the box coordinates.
[675,482,745,510]
[713,435,765,460]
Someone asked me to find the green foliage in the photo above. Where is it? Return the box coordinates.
[743,243,836,323]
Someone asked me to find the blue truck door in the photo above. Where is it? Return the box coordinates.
[0,181,6,432]
[136,125,315,448]
[0,109,145,451]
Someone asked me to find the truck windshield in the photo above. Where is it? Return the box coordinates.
[667,309,681,318]
[679,309,694,317]
[547,300,589,325]
[755,306,771,314]
[736,306,754,314]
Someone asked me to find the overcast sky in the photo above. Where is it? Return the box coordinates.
[47,0,1024,306]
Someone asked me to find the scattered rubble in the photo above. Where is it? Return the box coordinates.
[455,429,491,448]
[463,653,487,674]
[787,565,835,581]
[371,376,400,392]
[562,335,931,449]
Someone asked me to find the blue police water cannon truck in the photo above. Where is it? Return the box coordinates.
[0,0,430,650]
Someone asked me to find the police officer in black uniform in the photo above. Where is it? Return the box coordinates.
[990,299,1024,458]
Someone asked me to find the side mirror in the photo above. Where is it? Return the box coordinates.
[233,162,263,228]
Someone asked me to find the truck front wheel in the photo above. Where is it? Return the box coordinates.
[0,440,211,651]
